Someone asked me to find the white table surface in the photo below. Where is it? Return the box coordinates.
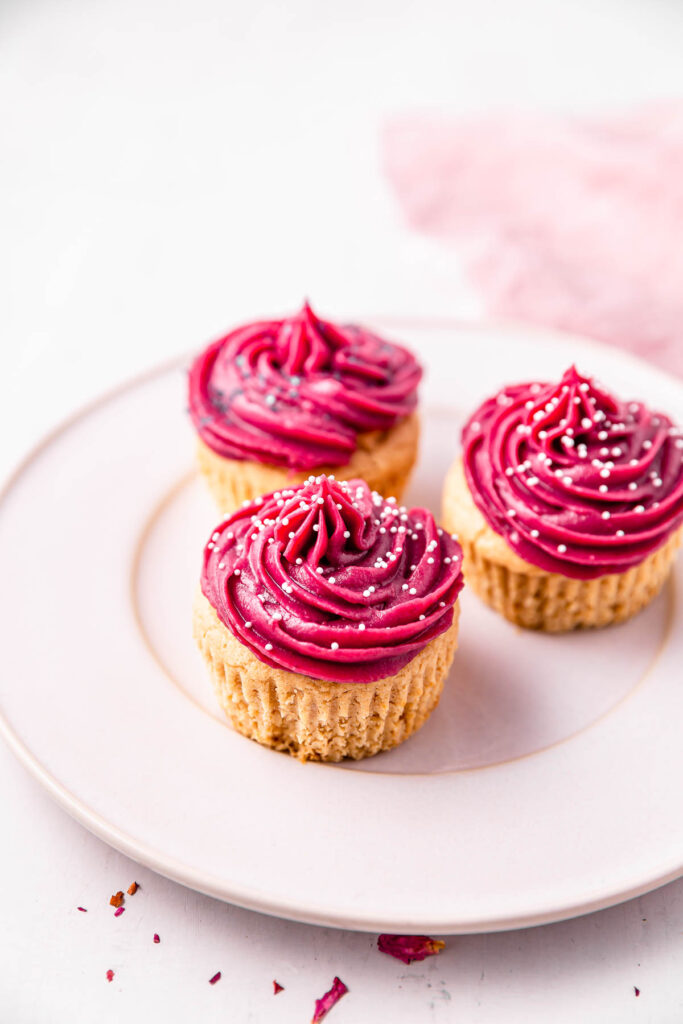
[3,0,683,1019]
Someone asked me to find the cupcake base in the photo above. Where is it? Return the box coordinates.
[196,412,419,514]
[193,589,459,762]
[442,459,681,632]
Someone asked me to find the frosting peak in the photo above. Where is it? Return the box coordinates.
[201,475,463,683]
[524,366,618,443]
[188,302,422,470]
[463,366,683,579]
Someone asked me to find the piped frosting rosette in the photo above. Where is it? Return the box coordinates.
[188,301,422,469]
[201,475,463,684]
[463,366,683,579]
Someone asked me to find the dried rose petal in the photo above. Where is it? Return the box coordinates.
[273,980,284,994]
[77,907,87,913]
[377,934,445,964]
[127,882,139,896]
[110,892,124,908]
[634,986,641,997]
[209,971,221,985]
[114,907,125,917]
[312,976,348,1022]
[153,933,160,944]
[106,970,114,983]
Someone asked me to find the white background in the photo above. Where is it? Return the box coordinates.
[3,0,683,1020]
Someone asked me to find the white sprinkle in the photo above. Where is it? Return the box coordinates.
[643,440,653,450]
[343,530,350,538]
[444,557,451,564]
[600,447,609,456]
[265,643,273,651]
[538,430,548,440]
[558,544,567,553]
[296,557,302,565]
[634,505,645,513]
[427,557,434,564]
[328,577,336,584]
[581,417,592,429]
[402,584,408,591]
[313,524,319,531]
[419,614,425,621]
[505,467,514,477]
[601,511,611,520]
[508,509,516,517]
[331,642,339,650]
[409,587,417,595]
[207,542,214,550]
[612,448,622,457]
[233,568,240,576]
[616,530,625,537]
[598,431,608,441]
[600,469,611,479]
[218,561,225,569]
[358,623,365,630]
[599,484,608,493]
[628,482,637,491]
[563,476,572,486]
[531,529,539,538]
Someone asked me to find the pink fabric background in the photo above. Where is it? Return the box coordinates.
[383,103,683,375]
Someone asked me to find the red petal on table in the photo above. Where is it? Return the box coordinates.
[634,986,641,997]
[114,907,125,917]
[153,933,160,944]
[377,934,445,964]
[273,980,284,994]
[105,970,114,983]
[76,907,87,912]
[209,971,221,985]
[311,976,348,1022]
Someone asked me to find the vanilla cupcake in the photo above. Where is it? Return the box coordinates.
[188,301,421,512]
[193,474,463,761]
[442,366,683,631]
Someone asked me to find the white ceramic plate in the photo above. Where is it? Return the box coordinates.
[2,321,683,935]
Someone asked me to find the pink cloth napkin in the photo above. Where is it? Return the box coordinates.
[383,102,683,375]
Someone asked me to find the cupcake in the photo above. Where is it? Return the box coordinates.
[188,301,421,512]
[193,474,463,761]
[442,366,683,631]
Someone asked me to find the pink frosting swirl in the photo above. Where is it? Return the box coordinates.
[463,366,683,579]
[201,475,463,684]
[188,301,421,470]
